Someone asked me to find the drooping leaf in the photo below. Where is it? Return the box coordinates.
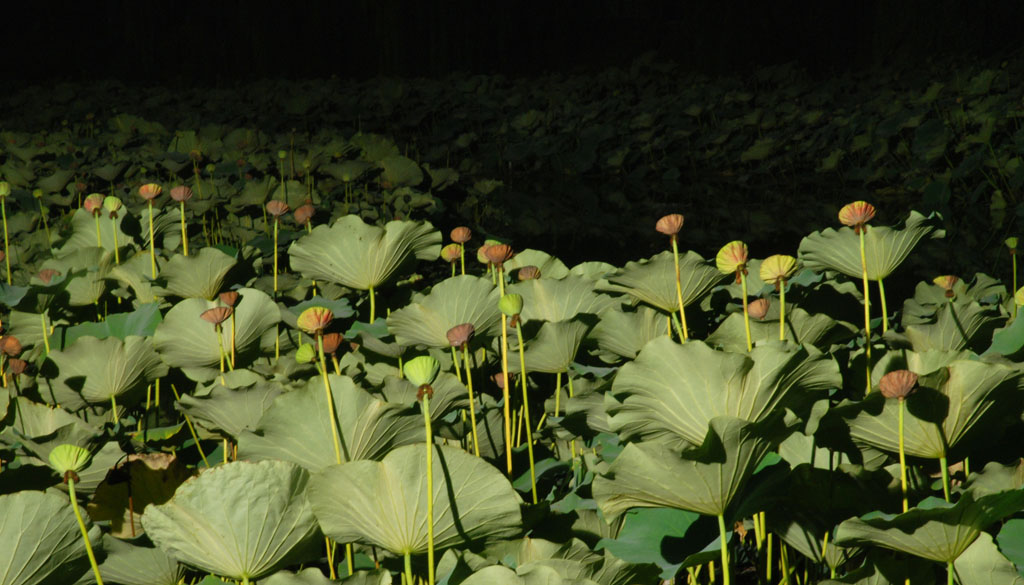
[96,534,186,585]
[152,246,237,300]
[0,490,100,585]
[509,318,591,374]
[590,305,669,362]
[45,335,167,412]
[87,452,193,539]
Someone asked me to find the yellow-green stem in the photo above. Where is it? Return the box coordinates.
[459,243,466,276]
[179,201,189,256]
[369,285,376,322]
[272,218,279,292]
[515,323,538,504]
[404,551,413,585]
[230,312,236,369]
[346,542,354,575]
[859,229,871,392]
[110,394,118,425]
[554,371,562,416]
[148,202,157,279]
[111,221,120,265]
[94,214,102,247]
[878,278,889,333]
[779,283,787,341]
[500,313,512,474]
[171,383,210,468]
[451,346,462,383]
[939,454,951,502]
[325,537,336,579]
[1,198,9,285]
[717,513,730,585]
[68,478,104,585]
[422,395,436,585]
[899,398,909,513]
[740,271,752,352]
[1014,253,1019,320]
[317,335,344,465]
[670,237,689,341]
[40,312,50,355]
[766,532,773,583]
[462,345,480,456]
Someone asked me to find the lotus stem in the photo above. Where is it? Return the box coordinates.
[739,271,752,352]
[37,199,51,244]
[422,393,436,585]
[110,394,118,425]
[68,476,104,585]
[947,562,954,585]
[717,513,730,585]
[1013,251,1019,320]
[346,542,354,576]
[450,262,456,278]
[670,237,689,341]
[462,345,480,456]
[780,542,791,585]
[554,371,562,416]
[898,398,909,513]
[171,383,210,468]
[567,373,578,473]
[878,278,889,333]
[766,532,773,583]
[459,243,466,276]
[859,228,871,393]
[514,323,538,504]
[779,282,787,341]
[964,457,970,479]
[1,197,9,285]
[451,347,462,383]
[230,312,236,369]
[939,454,951,502]
[272,217,279,292]
[317,335,344,465]
[369,285,376,322]
[752,512,762,551]
[40,311,50,355]
[500,314,513,474]
[404,551,413,585]
[148,202,157,279]
[111,222,120,265]
[93,214,102,247]
[179,201,188,256]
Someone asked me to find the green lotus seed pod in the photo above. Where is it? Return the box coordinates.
[103,195,123,213]
[499,293,524,317]
[403,355,440,387]
[278,150,288,160]
[0,182,10,198]
[1006,237,1018,251]
[32,188,43,199]
[48,444,93,475]
[295,343,317,364]
[1015,286,1024,306]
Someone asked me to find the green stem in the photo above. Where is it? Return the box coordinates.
[740,271,752,351]
[459,243,466,276]
[500,313,512,474]
[670,237,689,341]
[948,561,955,585]
[148,202,156,279]
[779,281,787,341]
[859,228,871,393]
[94,214,102,248]
[422,394,436,585]
[179,201,188,256]
[451,346,462,383]
[1,198,10,285]
[38,199,51,244]
[1013,252,1018,320]
[110,394,118,425]
[273,218,279,292]
[171,383,210,468]
[515,323,538,504]
[462,345,480,456]
[899,398,909,513]
[111,219,120,264]
[717,513,731,585]
[404,551,414,585]
[68,478,104,585]
[318,335,344,465]
[939,454,951,502]
[40,311,50,355]
[878,278,889,333]
[369,285,376,322]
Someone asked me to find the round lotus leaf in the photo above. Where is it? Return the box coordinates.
[142,460,322,581]
[508,275,615,323]
[590,305,669,362]
[0,490,101,585]
[152,247,237,300]
[56,208,131,258]
[46,335,167,411]
[386,275,501,347]
[600,251,727,313]
[95,534,186,585]
[308,443,522,556]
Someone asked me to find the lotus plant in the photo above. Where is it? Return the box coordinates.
[33,188,50,244]
[293,201,317,295]
[169,185,193,256]
[201,306,234,378]
[138,183,162,278]
[297,306,343,465]
[497,292,520,473]
[48,444,104,585]
[656,213,689,341]
[103,195,123,264]
[502,294,537,503]
[447,323,480,456]
[266,200,290,294]
[760,254,798,341]
[451,226,472,275]
[717,240,752,351]
[839,201,876,388]
[1007,237,1018,319]
[879,369,918,513]
[220,290,239,368]
[404,355,441,585]
[441,243,461,278]
[0,181,10,284]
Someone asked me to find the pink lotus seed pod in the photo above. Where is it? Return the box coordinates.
[1,335,22,356]
[450,226,472,244]
[655,213,684,237]
[200,307,233,327]
[517,265,541,280]
[297,306,333,335]
[440,243,462,264]
[169,185,193,202]
[219,291,239,307]
[838,201,876,234]
[138,183,162,201]
[932,275,959,299]
[37,268,61,284]
[878,369,918,400]
[446,323,475,348]
[716,241,749,281]
[321,332,344,355]
[294,203,315,226]
[484,243,514,267]
[266,200,290,218]
[748,298,770,320]
[83,193,105,216]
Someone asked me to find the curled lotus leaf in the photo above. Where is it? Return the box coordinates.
[601,250,727,313]
[450,226,472,244]
[446,323,475,348]
[46,335,167,411]
[169,185,193,202]
[138,183,162,201]
[440,243,461,263]
[748,298,771,320]
[266,199,290,218]
[403,355,440,387]
[485,243,515,266]
[293,203,315,226]
[201,306,233,326]
[289,215,441,292]
[878,369,918,400]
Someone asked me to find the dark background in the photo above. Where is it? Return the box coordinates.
[3,1,1022,82]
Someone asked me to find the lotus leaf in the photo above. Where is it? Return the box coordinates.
[380,154,423,187]
[152,246,237,299]
[39,247,114,306]
[238,374,422,472]
[96,534,186,585]
[899,299,1002,352]
[505,249,571,279]
[706,306,857,351]
[57,208,131,258]
[0,490,101,585]
[87,452,193,538]
[510,275,615,323]
[288,214,441,291]
[378,372,470,423]
[44,335,166,411]
[953,532,1024,585]
[607,337,839,446]
[508,318,591,374]
[594,416,774,519]
[63,302,161,345]
[3,397,102,463]
[264,567,392,585]
[590,305,669,362]
[600,250,726,313]
[386,275,501,347]
[176,378,283,439]
[308,444,522,556]
[798,211,944,280]
[142,460,322,581]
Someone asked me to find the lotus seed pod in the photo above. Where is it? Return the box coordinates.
[404,355,440,387]
[759,254,798,288]
[103,195,123,215]
[277,150,288,160]
[294,203,315,226]
[8,358,27,375]
[447,323,475,348]
[219,291,239,307]
[716,241,749,276]
[517,265,541,280]
[1,335,22,356]
[1006,237,1018,253]
[933,275,959,299]
[32,188,43,199]
[838,201,876,234]
[169,185,193,202]
[0,182,9,197]
[48,444,93,477]
[477,239,502,264]
[655,213,684,237]
[37,269,60,285]
[84,193,105,215]
[1015,286,1024,307]
[266,200,290,218]
[499,293,524,317]
[484,243,514,267]
[200,306,233,326]
[450,226,472,244]
[440,243,462,263]
[748,298,770,320]
[138,183,162,201]
[297,306,333,335]
[878,369,918,400]
[321,332,344,355]
[295,343,317,364]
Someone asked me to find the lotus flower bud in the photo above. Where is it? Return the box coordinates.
[138,183,162,201]
[759,254,797,290]
[219,291,239,307]
[84,193,104,216]
[655,213,684,238]
[447,323,475,348]
[295,343,317,364]
[748,298,770,320]
[932,275,958,299]
[294,203,315,226]
[440,243,462,264]
[404,355,440,388]
[716,241,749,282]
[321,332,344,355]
[484,243,514,267]
[49,444,92,481]
[297,306,333,335]
[0,182,10,198]
[878,369,918,400]
[838,201,876,234]
[450,226,472,244]
[169,185,193,202]
[517,265,541,280]
[266,200,289,218]
[499,293,524,317]
[200,307,233,327]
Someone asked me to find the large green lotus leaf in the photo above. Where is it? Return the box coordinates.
[508,319,590,374]
[377,372,469,423]
[108,251,158,304]
[2,398,102,463]
[56,208,131,258]
[386,275,501,347]
[264,567,391,585]
[308,444,522,556]
[152,247,237,300]
[600,250,727,312]
[595,508,717,580]
[39,246,113,306]
[834,491,1024,563]
[63,302,162,346]
[87,452,193,539]
[238,374,421,472]
[46,335,166,410]
[0,490,100,585]
[509,275,616,323]
[177,378,283,440]
[594,416,773,519]
[607,337,839,446]
[153,287,279,372]
[817,551,934,585]
[505,249,571,280]
[569,261,616,283]
[840,359,1021,459]
[380,154,423,187]
[706,306,857,352]
[142,460,322,580]
[96,534,186,585]
[288,215,441,291]
[590,305,668,362]
[953,532,1024,585]
[899,300,1002,352]
[797,211,944,280]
